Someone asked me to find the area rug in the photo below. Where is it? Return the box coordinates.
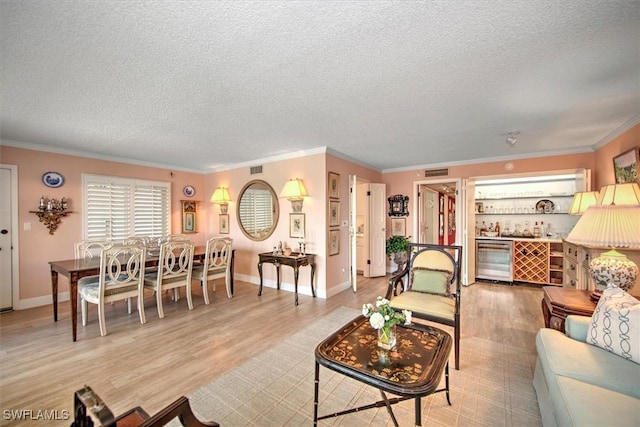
[184,306,542,426]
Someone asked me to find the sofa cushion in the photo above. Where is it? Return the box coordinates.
[587,285,640,364]
[536,328,640,399]
[554,375,640,427]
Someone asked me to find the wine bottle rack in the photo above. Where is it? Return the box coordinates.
[513,241,549,284]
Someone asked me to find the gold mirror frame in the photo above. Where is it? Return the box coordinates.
[236,180,279,241]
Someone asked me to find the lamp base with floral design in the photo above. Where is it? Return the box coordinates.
[377,325,396,350]
[589,247,638,302]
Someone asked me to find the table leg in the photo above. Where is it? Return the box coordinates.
[415,396,422,426]
[276,265,281,290]
[51,269,59,322]
[541,298,551,328]
[294,266,299,306]
[445,361,451,405]
[257,261,264,296]
[313,362,320,426]
[70,278,78,342]
[310,263,316,298]
[380,390,399,427]
[230,251,234,296]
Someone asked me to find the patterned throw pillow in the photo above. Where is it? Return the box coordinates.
[410,267,454,297]
[587,284,640,364]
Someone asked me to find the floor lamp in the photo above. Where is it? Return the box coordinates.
[566,184,640,301]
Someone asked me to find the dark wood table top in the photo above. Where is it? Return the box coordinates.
[543,287,595,314]
[315,315,452,397]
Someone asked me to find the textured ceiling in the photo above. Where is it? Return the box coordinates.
[1,1,639,172]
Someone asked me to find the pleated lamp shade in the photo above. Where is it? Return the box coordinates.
[597,182,640,206]
[568,191,598,215]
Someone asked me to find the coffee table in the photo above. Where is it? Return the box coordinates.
[313,315,452,426]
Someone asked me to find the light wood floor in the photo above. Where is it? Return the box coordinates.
[0,277,545,425]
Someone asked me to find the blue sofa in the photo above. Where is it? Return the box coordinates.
[533,315,640,427]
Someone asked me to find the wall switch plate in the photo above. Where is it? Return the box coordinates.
[24,222,31,231]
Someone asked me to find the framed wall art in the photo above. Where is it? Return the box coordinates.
[329,200,340,227]
[289,213,305,238]
[181,200,198,234]
[329,229,340,256]
[613,146,639,184]
[328,172,340,199]
[391,218,405,236]
[219,214,230,234]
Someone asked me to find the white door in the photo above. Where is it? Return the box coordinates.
[419,186,439,244]
[368,183,386,277]
[350,177,386,291]
[0,167,14,311]
[350,175,358,291]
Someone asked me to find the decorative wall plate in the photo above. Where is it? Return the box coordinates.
[536,199,555,213]
[183,185,195,197]
[42,171,65,188]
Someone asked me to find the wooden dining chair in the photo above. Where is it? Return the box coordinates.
[75,239,111,260]
[78,244,147,336]
[191,237,233,303]
[143,240,194,318]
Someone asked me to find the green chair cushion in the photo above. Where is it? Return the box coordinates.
[410,267,453,296]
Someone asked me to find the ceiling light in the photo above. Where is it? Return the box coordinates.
[506,131,520,147]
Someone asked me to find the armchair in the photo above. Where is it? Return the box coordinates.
[386,243,462,370]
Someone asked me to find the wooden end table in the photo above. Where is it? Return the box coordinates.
[541,287,596,332]
[314,315,452,426]
[257,252,316,305]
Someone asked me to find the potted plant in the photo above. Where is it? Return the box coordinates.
[386,235,410,272]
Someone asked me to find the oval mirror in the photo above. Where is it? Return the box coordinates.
[236,180,279,241]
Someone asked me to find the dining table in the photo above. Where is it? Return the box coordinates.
[49,246,234,341]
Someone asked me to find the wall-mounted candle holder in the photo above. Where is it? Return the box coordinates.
[30,196,72,235]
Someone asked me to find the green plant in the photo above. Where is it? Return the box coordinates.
[385,235,410,255]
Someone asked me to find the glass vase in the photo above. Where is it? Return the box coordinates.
[377,325,396,350]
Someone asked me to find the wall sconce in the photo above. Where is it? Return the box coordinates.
[280,178,308,212]
[210,187,231,214]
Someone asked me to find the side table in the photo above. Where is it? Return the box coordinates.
[541,287,596,332]
[257,252,316,305]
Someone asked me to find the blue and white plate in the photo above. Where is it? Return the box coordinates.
[42,171,64,188]
[183,185,195,197]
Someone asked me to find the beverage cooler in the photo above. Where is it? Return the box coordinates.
[476,239,513,282]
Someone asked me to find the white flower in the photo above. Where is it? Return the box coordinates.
[362,303,374,317]
[403,310,412,325]
[376,297,390,308]
[369,312,385,329]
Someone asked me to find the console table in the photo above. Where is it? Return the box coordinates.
[257,252,316,305]
[541,286,596,332]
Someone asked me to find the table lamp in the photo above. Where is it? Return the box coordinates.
[566,184,640,301]
[567,191,598,215]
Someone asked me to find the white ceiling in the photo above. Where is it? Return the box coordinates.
[1,1,639,173]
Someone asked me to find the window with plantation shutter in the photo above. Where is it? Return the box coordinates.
[82,174,170,241]
[238,187,273,235]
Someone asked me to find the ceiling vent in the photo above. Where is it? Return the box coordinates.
[250,165,263,174]
[424,168,449,178]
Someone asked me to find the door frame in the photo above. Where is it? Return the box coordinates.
[413,178,469,284]
[1,164,20,311]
